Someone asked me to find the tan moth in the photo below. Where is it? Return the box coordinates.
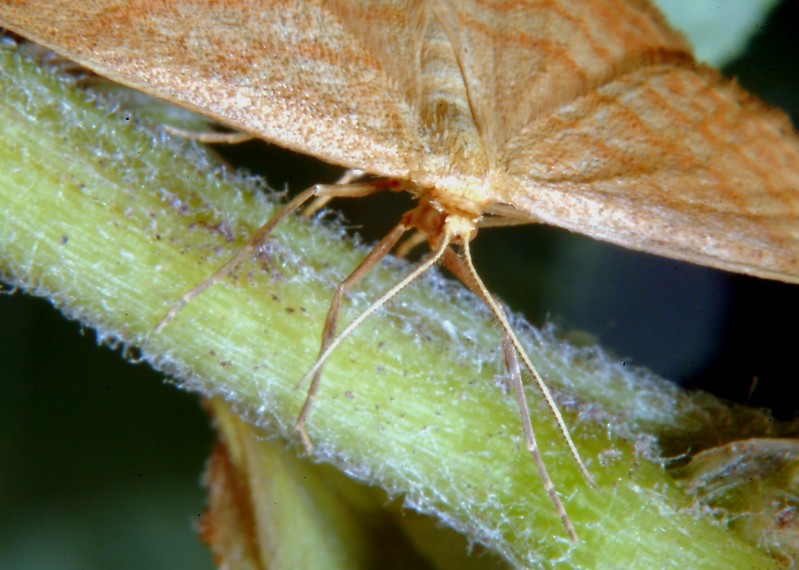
[2,0,798,541]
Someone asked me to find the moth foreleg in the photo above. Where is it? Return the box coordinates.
[293,219,409,453]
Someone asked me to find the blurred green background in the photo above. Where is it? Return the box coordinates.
[1,1,797,568]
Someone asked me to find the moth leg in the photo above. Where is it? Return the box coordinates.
[443,245,594,541]
[302,169,368,218]
[458,241,596,487]
[161,124,255,144]
[293,224,453,453]
[155,181,386,333]
[502,333,578,541]
[293,218,410,453]
[393,231,427,259]
[476,216,531,229]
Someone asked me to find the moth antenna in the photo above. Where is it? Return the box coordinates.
[155,180,386,333]
[459,241,597,490]
[501,334,578,541]
[293,227,453,452]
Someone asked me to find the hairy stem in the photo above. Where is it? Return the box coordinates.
[1,44,792,569]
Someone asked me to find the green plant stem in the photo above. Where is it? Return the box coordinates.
[0,44,790,568]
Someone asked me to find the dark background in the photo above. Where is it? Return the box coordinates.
[1,2,797,568]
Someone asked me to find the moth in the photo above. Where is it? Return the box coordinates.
[2,0,798,542]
